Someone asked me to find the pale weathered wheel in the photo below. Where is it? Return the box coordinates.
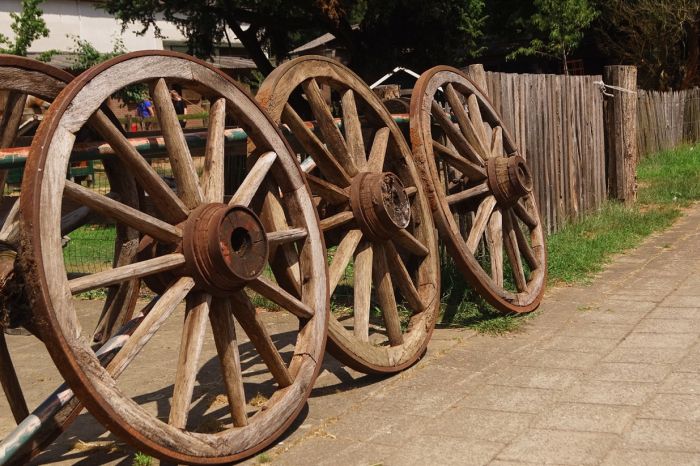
[410,66,546,313]
[0,55,143,465]
[20,51,328,464]
[258,56,440,374]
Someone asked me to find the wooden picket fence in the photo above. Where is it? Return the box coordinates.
[637,87,700,157]
[481,71,607,233]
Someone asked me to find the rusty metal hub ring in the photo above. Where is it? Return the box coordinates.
[350,172,411,241]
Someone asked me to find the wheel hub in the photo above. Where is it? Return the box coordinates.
[486,155,533,206]
[350,172,411,241]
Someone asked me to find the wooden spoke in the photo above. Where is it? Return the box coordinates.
[302,78,358,176]
[282,103,351,187]
[404,186,418,198]
[393,229,430,257]
[169,292,211,429]
[491,126,504,158]
[320,210,354,232]
[0,198,20,244]
[513,200,538,230]
[467,93,489,149]
[366,127,390,173]
[444,84,490,157]
[209,297,248,427]
[300,157,316,173]
[150,78,203,209]
[229,151,277,207]
[201,97,226,203]
[372,242,403,346]
[341,89,367,170]
[106,277,195,377]
[89,110,189,224]
[502,209,527,292]
[0,333,29,423]
[352,241,373,341]
[508,209,539,270]
[384,241,424,312]
[432,140,487,180]
[486,210,504,287]
[69,253,186,294]
[64,180,181,243]
[430,101,484,166]
[0,91,27,148]
[329,229,363,295]
[267,227,307,247]
[466,195,497,253]
[60,206,90,236]
[446,181,490,206]
[248,276,314,319]
[230,291,293,388]
[306,174,349,205]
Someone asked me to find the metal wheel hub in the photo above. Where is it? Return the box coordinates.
[350,172,411,241]
[486,155,533,206]
[181,203,269,295]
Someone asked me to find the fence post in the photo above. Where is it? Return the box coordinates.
[466,64,488,94]
[604,65,638,205]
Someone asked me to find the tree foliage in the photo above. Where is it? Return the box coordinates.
[0,0,49,56]
[507,0,598,74]
[596,0,700,90]
[101,0,486,79]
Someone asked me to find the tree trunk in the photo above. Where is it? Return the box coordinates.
[681,16,699,89]
[226,20,275,76]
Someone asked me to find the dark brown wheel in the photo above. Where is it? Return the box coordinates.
[410,66,546,313]
[19,51,328,464]
[257,56,440,374]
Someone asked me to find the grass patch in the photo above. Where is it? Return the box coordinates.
[132,452,152,466]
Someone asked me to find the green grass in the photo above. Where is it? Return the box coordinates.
[132,452,152,466]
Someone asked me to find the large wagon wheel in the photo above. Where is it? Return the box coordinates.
[0,55,142,464]
[410,66,545,313]
[20,51,328,464]
[258,56,440,374]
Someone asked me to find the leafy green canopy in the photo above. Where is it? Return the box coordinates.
[0,0,49,56]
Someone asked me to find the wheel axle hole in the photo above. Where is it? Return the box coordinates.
[230,227,252,256]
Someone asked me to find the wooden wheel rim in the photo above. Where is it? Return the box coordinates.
[410,66,546,313]
[20,51,328,464]
[258,56,440,374]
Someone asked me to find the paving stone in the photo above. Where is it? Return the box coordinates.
[602,449,700,466]
[603,346,688,364]
[659,372,700,394]
[487,365,580,390]
[590,362,672,383]
[533,402,636,434]
[538,336,620,353]
[677,353,700,373]
[434,349,504,372]
[647,307,700,320]
[424,407,534,444]
[635,318,700,334]
[497,429,617,465]
[660,294,700,307]
[382,434,504,466]
[601,300,658,312]
[619,332,697,349]
[509,349,602,370]
[560,380,657,406]
[558,323,633,339]
[458,384,555,414]
[625,419,700,452]
[640,393,700,422]
[572,309,649,325]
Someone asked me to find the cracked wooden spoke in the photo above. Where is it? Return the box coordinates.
[366,127,390,173]
[170,292,211,429]
[430,101,484,166]
[513,200,538,230]
[230,291,293,388]
[306,174,349,205]
[445,84,490,157]
[320,210,354,232]
[249,276,314,319]
[282,103,351,187]
[446,181,490,206]
[486,209,504,287]
[201,97,226,203]
[394,229,430,258]
[89,110,189,224]
[267,227,307,247]
[151,78,203,209]
[502,208,527,292]
[491,126,504,158]
[341,89,367,170]
[0,90,27,148]
[466,195,497,254]
[230,151,277,207]
[69,253,186,294]
[467,93,489,149]
[352,241,373,341]
[64,180,181,243]
[384,241,424,312]
[372,242,403,346]
[432,140,487,180]
[508,209,539,270]
[209,297,248,427]
[329,229,363,295]
[302,78,358,176]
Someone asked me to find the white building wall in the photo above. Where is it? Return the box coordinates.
[0,0,233,52]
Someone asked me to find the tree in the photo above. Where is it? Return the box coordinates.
[0,0,49,56]
[101,0,486,79]
[596,0,700,90]
[507,0,598,74]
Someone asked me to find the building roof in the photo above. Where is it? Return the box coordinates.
[26,52,256,71]
[290,32,337,54]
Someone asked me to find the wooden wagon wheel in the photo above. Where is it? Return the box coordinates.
[19,51,328,464]
[0,55,143,464]
[257,56,440,374]
[410,66,546,313]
